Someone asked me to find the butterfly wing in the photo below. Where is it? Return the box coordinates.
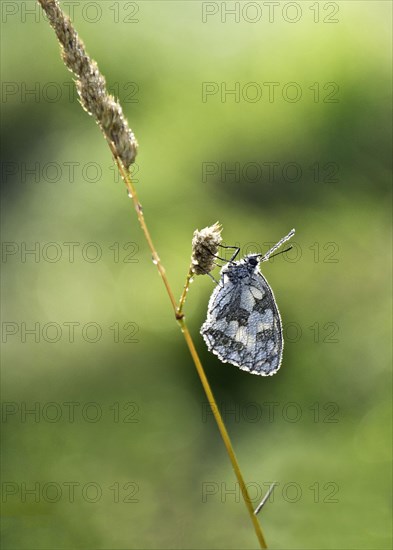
[200,270,283,376]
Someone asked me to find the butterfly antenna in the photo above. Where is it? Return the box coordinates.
[260,229,295,262]
[267,245,292,260]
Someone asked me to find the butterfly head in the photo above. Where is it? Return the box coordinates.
[245,254,261,268]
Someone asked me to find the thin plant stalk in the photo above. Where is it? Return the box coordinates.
[37,1,268,547]
[177,265,194,318]
[108,142,179,315]
[111,149,267,550]
[178,318,267,549]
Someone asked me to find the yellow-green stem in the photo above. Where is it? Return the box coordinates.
[36,1,268,544]
[177,265,194,318]
[178,318,267,549]
[109,140,267,549]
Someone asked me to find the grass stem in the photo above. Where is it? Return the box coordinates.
[37,2,268,545]
[112,147,267,548]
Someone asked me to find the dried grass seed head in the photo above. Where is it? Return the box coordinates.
[38,0,138,168]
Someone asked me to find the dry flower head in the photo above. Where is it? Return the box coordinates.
[191,222,222,275]
[38,0,138,168]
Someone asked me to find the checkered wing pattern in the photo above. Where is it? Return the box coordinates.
[201,269,283,376]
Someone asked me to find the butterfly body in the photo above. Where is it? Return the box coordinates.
[200,229,295,376]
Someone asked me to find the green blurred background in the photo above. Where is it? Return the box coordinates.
[1,1,391,548]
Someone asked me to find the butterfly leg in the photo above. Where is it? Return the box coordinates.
[197,265,221,285]
[201,243,237,264]
[218,244,241,263]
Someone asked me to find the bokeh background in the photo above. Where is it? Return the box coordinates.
[1,1,392,549]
